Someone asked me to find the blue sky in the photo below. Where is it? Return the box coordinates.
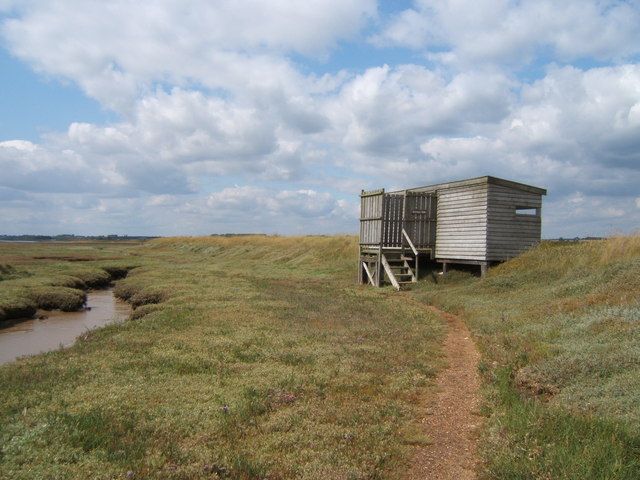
[0,49,118,141]
[1,0,639,238]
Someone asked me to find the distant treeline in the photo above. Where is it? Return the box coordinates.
[209,233,268,237]
[0,234,158,242]
[548,236,604,242]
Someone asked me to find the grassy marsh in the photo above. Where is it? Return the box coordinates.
[4,234,640,479]
[1,237,445,479]
[407,235,640,479]
[0,241,142,321]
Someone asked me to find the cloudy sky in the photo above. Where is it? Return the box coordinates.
[1,0,639,238]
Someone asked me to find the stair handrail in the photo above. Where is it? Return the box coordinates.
[380,254,401,291]
[402,228,418,257]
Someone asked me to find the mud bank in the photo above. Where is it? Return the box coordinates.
[0,289,131,365]
[0,265,133,323]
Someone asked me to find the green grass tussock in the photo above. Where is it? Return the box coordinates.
[26,285,87,311]
[113,279,168,309]
[0,263,18,280]
[0,298,37,322]
[407,234,640,479]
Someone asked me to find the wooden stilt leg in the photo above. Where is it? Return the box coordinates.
[481,262,488,277]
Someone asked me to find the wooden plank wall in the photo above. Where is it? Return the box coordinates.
[360,191,437,249]
[435,183,489,261]
[360,190,384,246]
[405,193,437,248]
[486,183,542,261]
[381,194,404,247]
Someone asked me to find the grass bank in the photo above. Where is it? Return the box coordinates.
[1,236,445,479]
[5,235,638,479]
[405,235,640,479]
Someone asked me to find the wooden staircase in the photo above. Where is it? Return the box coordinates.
[359,229,421,291]
[381,251,417,290]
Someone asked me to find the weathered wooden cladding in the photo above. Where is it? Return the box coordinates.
[359,189,384,246]
[410,177,545,264]
[359,176,547,284]
[435,183,489,260]
[486,182,543,261]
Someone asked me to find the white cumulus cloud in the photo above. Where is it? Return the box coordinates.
[2,0,375,111]
[1,0,639,237]
[374,0,640,68]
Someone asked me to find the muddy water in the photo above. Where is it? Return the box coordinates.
[0,289,131,365]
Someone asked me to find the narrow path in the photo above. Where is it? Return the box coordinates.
[403,301,482,480]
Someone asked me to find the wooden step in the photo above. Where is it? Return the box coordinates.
[381,253,417,291]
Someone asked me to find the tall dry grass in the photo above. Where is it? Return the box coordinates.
[599,232,640,264]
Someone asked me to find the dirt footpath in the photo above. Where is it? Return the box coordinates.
[404,303,482,480]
